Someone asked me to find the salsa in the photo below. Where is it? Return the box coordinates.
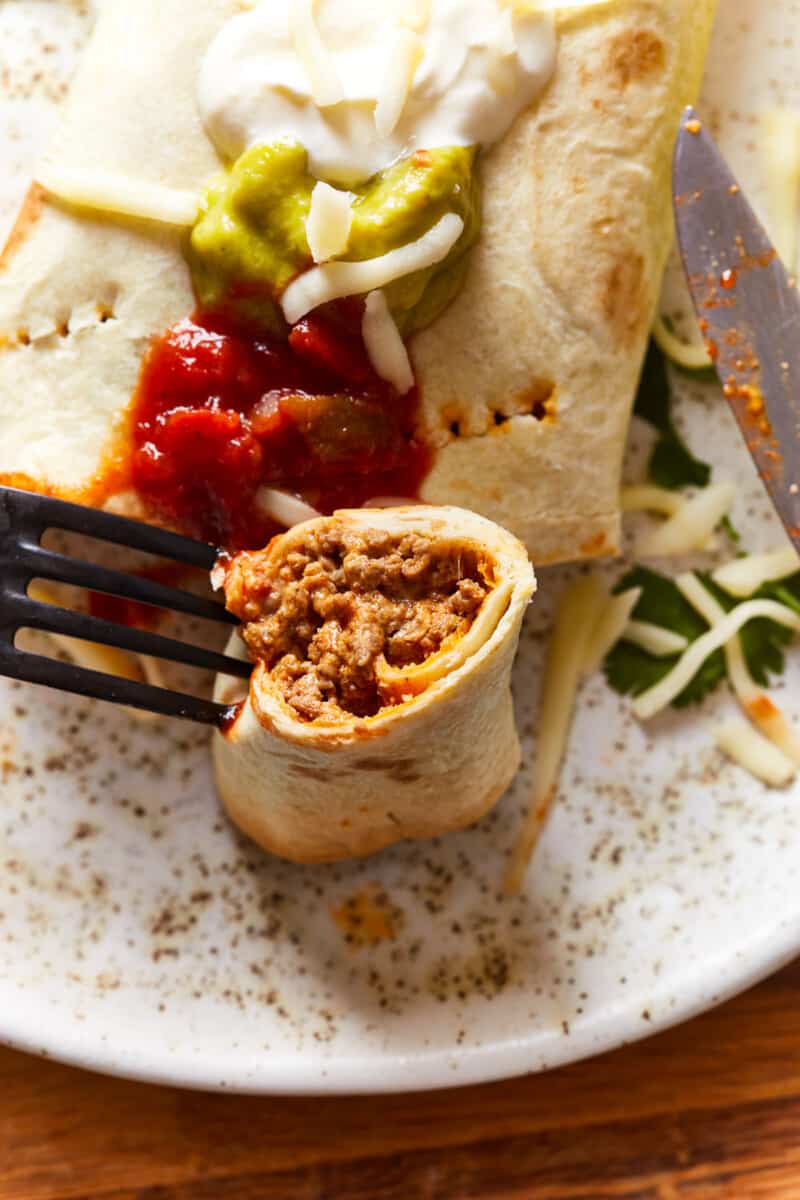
[128,303,429,549]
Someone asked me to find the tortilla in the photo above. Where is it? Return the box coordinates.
[0,0,717,561]
[213,506,535,863]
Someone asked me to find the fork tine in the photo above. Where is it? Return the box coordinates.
[10,596,253,678]
[16,545,237,625]
[0,486,218,569]
[1,645,232,725]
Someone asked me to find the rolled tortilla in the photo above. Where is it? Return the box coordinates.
[213,506,535,863]
[0,0,717,563]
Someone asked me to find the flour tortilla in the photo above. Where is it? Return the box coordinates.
[213,506,535,863]
[0,0,716,561]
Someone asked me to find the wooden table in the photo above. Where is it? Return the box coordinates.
[2,959,800,1200]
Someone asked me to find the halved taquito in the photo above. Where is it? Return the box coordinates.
[213,506,535,863]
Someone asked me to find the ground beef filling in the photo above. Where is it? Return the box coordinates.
[224,525,491,722]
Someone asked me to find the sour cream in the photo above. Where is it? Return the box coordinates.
[199,0,557,185]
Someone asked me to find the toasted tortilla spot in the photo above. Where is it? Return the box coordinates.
[439,382,555,441]
[579,530,609,557]
[608,30,666,88]
[602,252,647,348]
[0,184,45,272]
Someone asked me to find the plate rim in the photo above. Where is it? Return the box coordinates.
[2,910,798,1094]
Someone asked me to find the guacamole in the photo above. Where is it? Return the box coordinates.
[188,140,481,336]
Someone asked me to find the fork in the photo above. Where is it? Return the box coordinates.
[0,485,251,724]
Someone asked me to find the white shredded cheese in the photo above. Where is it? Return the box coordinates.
[676,570,757,703]
[140,656,168,691]
[306,182,353,263]
[763,109,800,273]
[486,10,519,95]
[582,587,642,675]
[622,620,689,658]
[374,28,425,138]
[27,581,157,722]
[638,481,736,557]
[676,572,800,766]
[501,0,614,10]
[712,545,800,598]
[36,164,199,226]
[398,0,431,30]
[632,596,800,720]
[362,291,414,394]
[289,0,344,107]
[281,212,463,325]
[504,575,605,895]
[715,718,796,788]
[256,488,321,528]
[620,485,684,518]
[652,315,712,372]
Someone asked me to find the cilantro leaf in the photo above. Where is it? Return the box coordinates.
[762,573,800,616]
[649,436,712,490]
[603,565,800,710]
[604,566,725,707]
[634,341,712,490]
[720,514,741,545]
[698,574,792,687]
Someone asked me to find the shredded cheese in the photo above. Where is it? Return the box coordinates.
[26,581,160,722]
[763,109,800,273]
[362,290,414,394]
[28,581,142,682]
[632,595,800,721]
[622,620,689,658]
[652,315,712,372]
[398,0,431,31]
[256,488,321,528]
[582,587,642,675]
[715,718,796,788]
[306,182,353,264]
[676,572,800,766]
[281,212,464,324]
[376,580,513,699]
[289,0,344,107]
[486,10,518,96]
[140,656,168,691]
[638,481,735,557]
[712,545,800,598]
[504,575,605,895]
[36,164,199,227]
[501,0,614,10]
[620,485,684,518]
[374,28,425,139]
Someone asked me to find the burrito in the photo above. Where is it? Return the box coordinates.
[213,507,535,863]
[0,0,717,562]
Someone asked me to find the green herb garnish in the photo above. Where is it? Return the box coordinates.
[604,565,800,708]
[634,340,712,490]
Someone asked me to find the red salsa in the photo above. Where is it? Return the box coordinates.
[128,302,429,549]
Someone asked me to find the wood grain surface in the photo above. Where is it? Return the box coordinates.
[2,959,800,1199]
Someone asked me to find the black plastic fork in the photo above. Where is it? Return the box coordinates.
[0,486,251,724]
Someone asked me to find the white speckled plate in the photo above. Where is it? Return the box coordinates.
[1,1,799,1095]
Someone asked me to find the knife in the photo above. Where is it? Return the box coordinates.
[673,105,800,547]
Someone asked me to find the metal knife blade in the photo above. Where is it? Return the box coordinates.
[673,105,800,547]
